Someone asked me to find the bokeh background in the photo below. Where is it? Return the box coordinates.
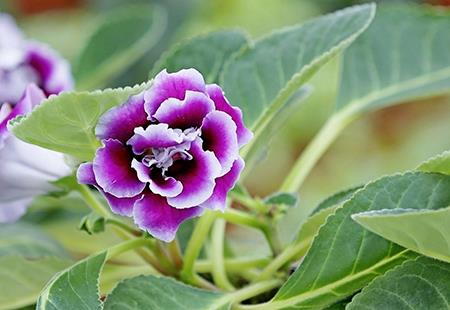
[1,0,449,254]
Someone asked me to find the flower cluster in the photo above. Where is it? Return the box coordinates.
[0,14,72,223]
[78,69,252,241]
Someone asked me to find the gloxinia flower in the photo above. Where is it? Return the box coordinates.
[0,14,73,223]
[78,69,252,242]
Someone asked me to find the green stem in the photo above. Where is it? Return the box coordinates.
[195,257,270,273]
[181,211,217,284]
[106,237,151,259]
[167,238,183,269]
[230,279,283,308]
[280,107,357,193]
[211,219,235,291]
[229,191,267,213]
[77,184,111,218]
[106,218,141,236]
[255,239,310,282]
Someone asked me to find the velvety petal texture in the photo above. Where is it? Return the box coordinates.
[0,14,73,223]
[78,68,252,242]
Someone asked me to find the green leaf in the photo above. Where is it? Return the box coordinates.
[295,205,337,245]
[336,5,450,114]
[352,207,450,263]
[312,185,362,215]
[10,82,150,161]
[37,251,107,310]
[418,150,450,175]
[0,256,72,310]
[269,172,450,309]
[75,4,167,90]
[221,4,375,140]
[104,275,229,310]
[0,222,67,258]
[152,30,249,84]
[347,256,450,309]
[264,192,299,207]
[79,212,106,235]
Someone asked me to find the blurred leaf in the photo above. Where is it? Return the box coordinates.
[353,207,450,263]
[418,150,450,175]
[75,4,167,90]
[221,4,375,148]
[152,30,249,83]
[347,256,450,309]
[312,185,362,214]
[10,82,150,161]
[337,5,450,114]
[79,212,106,235]
[37,251,107,310]
[0,222,67,258]
[264,192,298,207]
[0,256,72,310]
[270,172,450,309]
[104,275,228,310]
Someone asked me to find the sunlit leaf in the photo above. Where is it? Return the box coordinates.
[418,150,450,175]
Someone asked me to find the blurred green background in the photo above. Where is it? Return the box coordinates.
[1,0,449,248]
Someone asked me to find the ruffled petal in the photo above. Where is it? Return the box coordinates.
[153,91,214,130]
[167,139,221,209]
[200,158,244,211]
[144,68,206,119]
[127,124,183,155]
[201,111,239,176]
[77,163,138,216]
[133,192,203,242]
[206,84,253,146]
[25,42,73,95]
[96,93,149,143]
[93,139,145,198]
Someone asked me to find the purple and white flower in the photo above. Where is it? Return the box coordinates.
[78,69,252,242]
[0,14,73,223]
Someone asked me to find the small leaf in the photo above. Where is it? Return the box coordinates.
[79,212,106,235]
[269,172,450,309]
[347,256,450,309]
[48,174,79,198]
[10,82,150,161]
[0,256,72,310]
[336,4,450,114]
[104,275,229,310]
[0,222,67,258]
[152,30,249,84]
[221,4,375,141]
[418,150,450,175]
[75,4,167,90]
[37,252,107,310]
[264,192,299,207]
[352,207,450,263]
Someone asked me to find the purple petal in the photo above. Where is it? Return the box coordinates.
[96,93,149,143]
[200,158,244,211]
[133,192,203,242]
[167,139,221,209]
[144,69,206,119]
[0,14,25,48]
[25,42,73,95]
[93,139,145,198]
[131,159,183,198]
[206,84,253,146]
[77,162,138,217]
[201,111,239,176]
[153,91,214,129]
[0,84,46,147]
[127,124,183,155]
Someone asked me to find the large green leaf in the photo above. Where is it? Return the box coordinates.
[336,5,450,113]
[152,30,249,84]
[75,5,167,90]
[221,4,375,149]
[0,222,67,258]
[347,256,450,309]
[37,251,107,310]
[0,256,72,310]
[418,150,450,175]
[104,275,229,310]
[312,186,362,215]
[10,82,150,161]
[353,207,450,263]
[267,172,450,309]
